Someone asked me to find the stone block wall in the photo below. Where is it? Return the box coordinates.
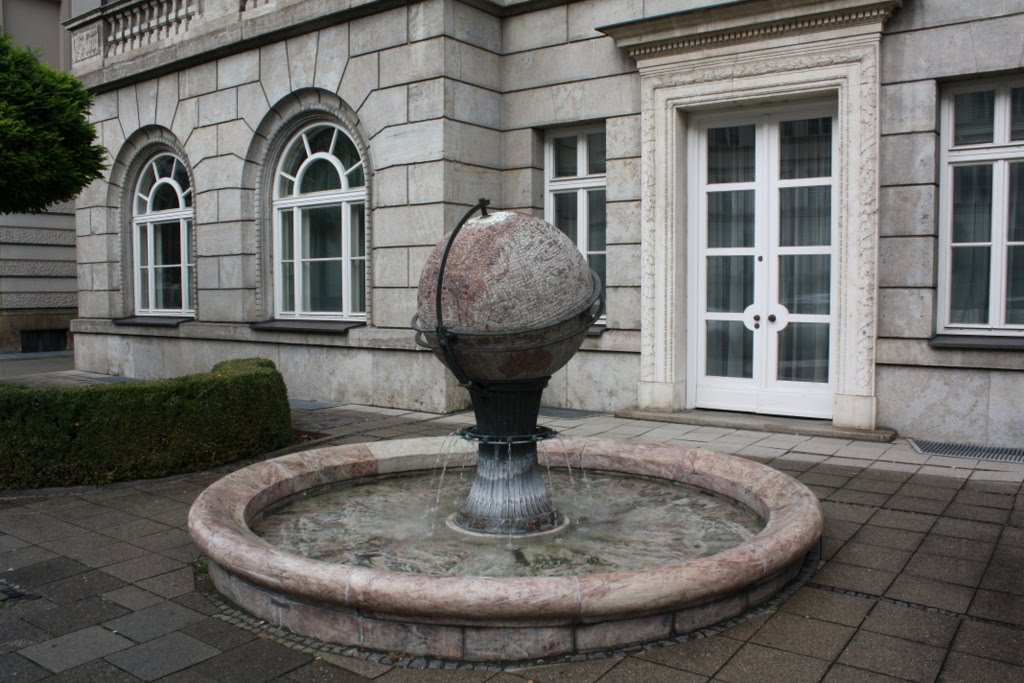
[0,208,77,352]
[876,1,1024,442]
[70,0,646,413]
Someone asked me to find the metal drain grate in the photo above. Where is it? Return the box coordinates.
[909,438,1024,463]
[538,407,607,420]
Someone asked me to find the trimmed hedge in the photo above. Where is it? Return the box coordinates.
[0,358,292,489]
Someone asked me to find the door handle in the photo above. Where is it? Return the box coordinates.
[753,314,760,321]
[768,314,777,323]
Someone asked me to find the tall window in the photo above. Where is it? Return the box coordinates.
[273,122,367,320]
[545,127,607,305]
[939,81,1024,335]
[132,153,195,315]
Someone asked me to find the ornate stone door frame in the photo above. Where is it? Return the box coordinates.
[602,0,901,430]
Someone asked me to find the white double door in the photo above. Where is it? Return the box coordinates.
[691,106,837,419]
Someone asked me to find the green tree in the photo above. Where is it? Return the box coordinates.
[0,33,106,214]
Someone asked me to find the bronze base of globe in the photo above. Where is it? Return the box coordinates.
[449,379,565,536]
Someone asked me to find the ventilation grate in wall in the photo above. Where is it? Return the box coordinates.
[909,439,1024,463]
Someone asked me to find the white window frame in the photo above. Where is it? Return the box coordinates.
[132,153,195,316]
[938,78,1024,336]
[544,126,607,317]
[272,122,367,321]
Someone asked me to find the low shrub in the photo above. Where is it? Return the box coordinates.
[0,358,292,489]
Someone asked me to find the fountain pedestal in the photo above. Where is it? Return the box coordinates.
[450,379,566,535]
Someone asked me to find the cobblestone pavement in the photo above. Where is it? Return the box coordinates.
[1,387,1022,681]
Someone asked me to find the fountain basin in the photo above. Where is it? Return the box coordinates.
[188,436,822,661]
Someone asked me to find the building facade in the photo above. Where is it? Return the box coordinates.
[0,0,78,353]
[66,0,1024,445]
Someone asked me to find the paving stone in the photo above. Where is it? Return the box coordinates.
[822,663,905,682]
[136,567,195,598]
[22,596,130,637]
[715,642,829,683]
[1,513,83,543]
[103,600,206,642]
[171,591,221,616]
[3,557,91,588]
[716,612,770,641]
[822,519,862,543]
[585,656,704,682]
[905,552,987,587]
[837,630,945,682]
[317,652,395,679]
[797,473,850,489]
[812,562,898,595]
[101,519,174,541]
[159,543,202,564]
[0,651,50,681]
[886,495,950,515]
[930,517,1002,541]
[637,634,742,675]
[869,509,936,533]
[944,503,1010,525]
[821,501,875,524]
[833,542,912,573]
[283,659,375,682]
[65,541,152,569]
[918,534,995,562]
[75,511,148,532]
[18,625,133,673]
[35,570,127,604]
[897,483,958,502]
[951,619,1024,666]
[0,534,30,552]
[101,553,185,582]
[845,477,903,495]
[938,651,1024,682]
[991,543,1024,567]
[105,631,220,681]
[40,530,122,556]
[52,657,145,682]
[777,586,875,626]
[885,575,975,613]
[860,601,959,648]
[0,546,60,571]
[828,489,891,507]
[852,525,924,551]
[0,614,52,654]
[750,612,855,659]
[953,489,1015,510]
[180,617,256,650]
[190,638,312,682]
[132,529,194,553]
[979,562,1024,595]
[967,589,1024,626]
[101,586,167,611]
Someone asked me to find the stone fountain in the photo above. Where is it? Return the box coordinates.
[188,201,823,661]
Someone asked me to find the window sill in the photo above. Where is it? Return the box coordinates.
[930,334,1024,351]
[113,316,193,328]
[250,320,366,335]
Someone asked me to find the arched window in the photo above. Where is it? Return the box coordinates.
[132,153,195,314]
[273,122,367,319]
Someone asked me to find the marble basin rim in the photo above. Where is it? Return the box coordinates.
[188,436,823,657]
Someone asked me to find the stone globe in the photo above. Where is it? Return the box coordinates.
[415,210,601,383]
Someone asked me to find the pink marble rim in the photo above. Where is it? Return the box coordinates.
[188,436,823,626]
